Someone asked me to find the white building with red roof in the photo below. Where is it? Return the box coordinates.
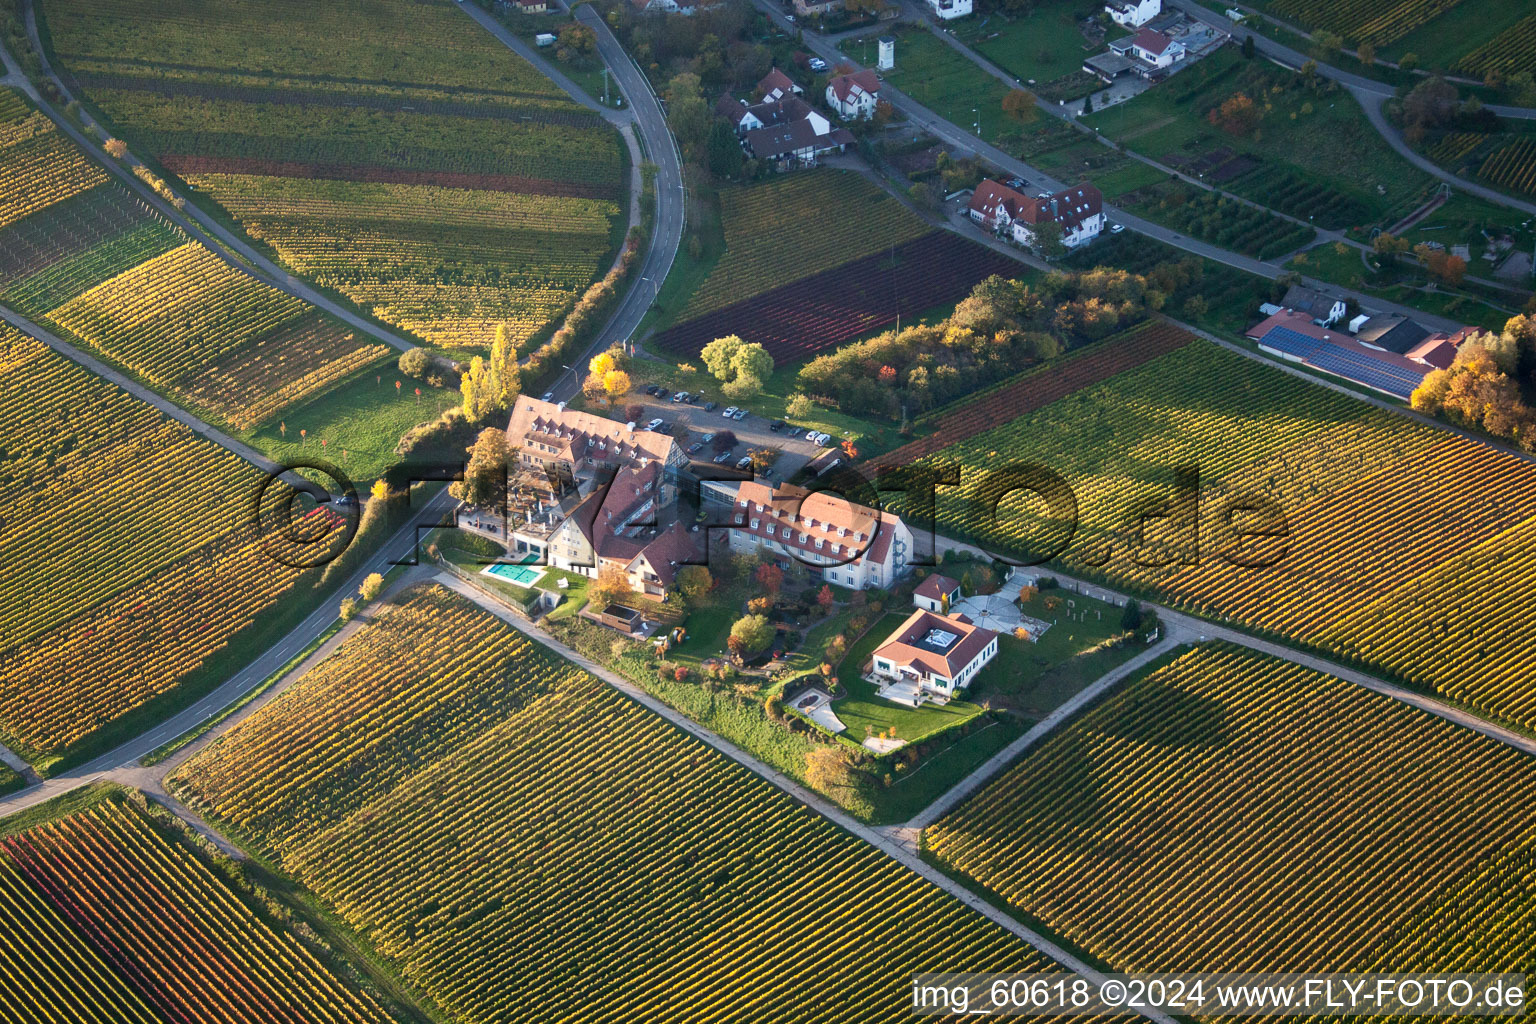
[546,462,701,598]
[705,479,912,590]
[825,69,882,120]
[871,608,998,705]
[927,0,973,19]
[1105,0,1159,27]
[970,179,1105,249]
[1115,26,1186,68]
[912,574,961,613]
[756,67,802,102]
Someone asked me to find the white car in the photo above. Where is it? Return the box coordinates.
[643,417,665,432]
[1110,223,1125,234]
[722,406,738,418]
[731,408,747,420]
[808,57,827,71]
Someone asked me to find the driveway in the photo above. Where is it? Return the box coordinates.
[625,395,827,478]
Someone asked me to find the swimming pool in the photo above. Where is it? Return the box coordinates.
[482,560,547,588]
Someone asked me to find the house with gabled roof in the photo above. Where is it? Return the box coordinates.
[756,67,802,102]
[913,574,961,613]
[825,69,881,120]
[971,179,1105,249]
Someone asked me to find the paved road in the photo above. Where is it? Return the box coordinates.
[0,490,456,819]
[432,570,1175,1024]
[750,0,1466,333]
[539,5,687,404]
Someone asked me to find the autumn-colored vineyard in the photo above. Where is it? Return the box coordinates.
[45,243,388,428]
[1263,0,1463,47]
[0,90,107,232]
[0,793,389,1024]
[44,0,628,350]
[677,171,932,323]
[877,321,1195,467]
[175,584,1082,1023]
[656,231,1019,364]
[0,325,328,760]
[1454,11,1536,79]
[889,339,1536,731]
[1477,137,1536,199]
[928,642,1536,983]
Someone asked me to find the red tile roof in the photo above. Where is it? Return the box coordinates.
[874,609,997,681]
[1132,27,1173,55]
[828,69,880,104]
[1015,184,1104,233]
[732,480,900,569]
[913,574,960,602]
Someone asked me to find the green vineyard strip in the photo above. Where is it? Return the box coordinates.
[928,642,1536,982]
[176,585,1094,1023]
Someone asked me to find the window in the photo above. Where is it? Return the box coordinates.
[751,519,760,529]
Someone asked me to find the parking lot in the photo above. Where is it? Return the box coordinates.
[625,385,831,481]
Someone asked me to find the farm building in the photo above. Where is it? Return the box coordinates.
[870,609,999,706]
[1282,284,1347,327]
[825,70,882,120]
[1246,310,1445,399]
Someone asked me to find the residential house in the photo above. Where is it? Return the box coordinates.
[871,608,998,705]
[793,0,842,16]
[825,69,882,120]
[545,461,701,598]
[1105,0,1160,27]
[718,92,853,165]
[513,0,548,11]
[912,574,961,613]
[703,478,913,590]
[971,179,1105,249]
[1109,26,1186,74]
[927,0,973,19]
[756,67,802,102]
[1282,284,1347,327]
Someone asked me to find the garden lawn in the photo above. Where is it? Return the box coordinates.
[957,0,1126,89]
[240,364,457,483]
[669,601,738,667]
[856,27,1028,150]
[537,569,590,621]
[831,612,985,744]
[974,590,1140,718]
[864,714,1025,826]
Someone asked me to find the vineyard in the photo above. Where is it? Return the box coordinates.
[42,0,629,351]
[1261,0,1467,47]
[927,642,1536,979]
[176,584,1082,1023]
[0,325,329,761]
[655,232,1018,364]
[185,173,619,349]
[677,171,931,323]
[1454,11,1536,78]
[0,791,390,1023]
[1477,137,1536,198]
[1133,184,1315,261]
[877,322,1195,467]
[0,89,108,231]
[44,243,389,428]
[885,339,1536,732]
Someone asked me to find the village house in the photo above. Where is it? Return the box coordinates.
[545,461,701,599]
[1282,283,1347,327]
[1112,26,1187,69]
[506,395,686,490]
[1105,0,1160,27]
[702,479,912,590]
[756,67,802,102]
[512,0,548,12]
[912,574,961,613]
[825,69,881,120]
[793,0,842,16]
[927,0,973,19]
[969,179,1105,249]
[715,92,853,166]
[870,608,998,706]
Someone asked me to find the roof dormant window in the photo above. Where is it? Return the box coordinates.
[751,518,760,529]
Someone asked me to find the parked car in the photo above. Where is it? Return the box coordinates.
[808,56,827,71]
[672,391,689,403]
[712,450,734,464]
[1004,175,1026,190]
[703,401,717,411]
[687,441,704,454]
[735,456,754,470]
[784,426,801,438]
[655,387,670,400]
[1110,222,1125,234]
[541,391,554,402]
[701,432,716,444]
[686,393,701,404]
[769,419,785,432]
[644,417,665,432]
[722,406,738,418]
[731,408,747,420]
[645,384,661,396]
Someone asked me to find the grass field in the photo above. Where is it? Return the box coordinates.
[174,583,1086,1022]
[1083,48,1432,229]
[832,612,988,744]
[886,338,1536,735]
[956,0,1126,98]
[928,642,1536,977]
[0,788,391,1024]
[854,27,1029,149]
[40,0,628,351]
[0,324,334,766]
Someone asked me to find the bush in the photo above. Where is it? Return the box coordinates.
[399,348,432,378]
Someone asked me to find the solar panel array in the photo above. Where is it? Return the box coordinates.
[1256,325,1425,399]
